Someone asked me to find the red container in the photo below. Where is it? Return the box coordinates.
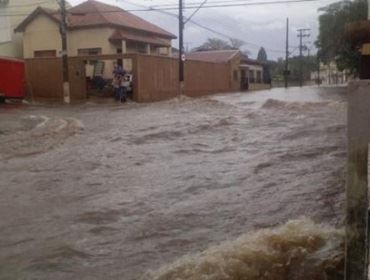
[0,57,25,99]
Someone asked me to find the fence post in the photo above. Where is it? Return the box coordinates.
[346,80,370,280]
[131,54,140,102]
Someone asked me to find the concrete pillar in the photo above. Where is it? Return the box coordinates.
[168,47,172,56]
[121,40,127,54]
[346,81,370,280]
[360,43,370,79]
[146,44,151,55]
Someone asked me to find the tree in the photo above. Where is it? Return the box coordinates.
[194,38,232,51]
[257,47,271,83]
[229,38,245,49]
[270,56,318,83]
[193,37,246,51]
[257,47,268,62]
[316,0,367,74]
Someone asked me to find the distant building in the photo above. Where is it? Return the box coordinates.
[186,49,269,91]
[311,62,348,85]
[15,0,176,77]
[0,0,61,58]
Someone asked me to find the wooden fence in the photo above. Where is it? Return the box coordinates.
[25,57,64,102]
[25,53,238,103]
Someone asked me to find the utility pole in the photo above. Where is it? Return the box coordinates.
[178,0,184,95]
[284,18,289,88]
[317,56,320,86]
[59,0,70,104]
[297,28,310,87]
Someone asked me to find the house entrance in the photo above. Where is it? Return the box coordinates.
[76,54,135,102]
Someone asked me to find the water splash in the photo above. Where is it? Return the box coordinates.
[142,218,344,280]
[0,116,83,160]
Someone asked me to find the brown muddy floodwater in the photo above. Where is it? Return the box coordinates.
[0,86,347,280]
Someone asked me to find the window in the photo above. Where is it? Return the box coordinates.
[77,48,102,56]
[249,70,255,83]
[34,50,56,58]
[78,48,102,66]
[233,70,238,81]
[256,70,262,83]
[158,47,169,56]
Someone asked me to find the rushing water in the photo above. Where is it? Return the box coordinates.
[0,86,347,280]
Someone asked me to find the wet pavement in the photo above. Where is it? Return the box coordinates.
[0,86,347,280]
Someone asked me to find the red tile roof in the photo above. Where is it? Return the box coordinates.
[186,50,240,63]
[15,0,176,39]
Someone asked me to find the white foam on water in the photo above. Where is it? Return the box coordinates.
[0,117,84,160]
[142,218,344,280]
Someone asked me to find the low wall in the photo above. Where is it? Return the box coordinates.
[134,55,179,102]
[25,54,257,103]
[25,58,63,102]
[184,60,232,97]
[249,83,271,91]
[133,54,234,102]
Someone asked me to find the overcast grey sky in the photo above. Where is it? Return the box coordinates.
[69,0,339,60]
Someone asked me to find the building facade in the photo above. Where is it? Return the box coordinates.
[186,50,269,91]
[0,0,60,58]
[310,62,348,85]
[15,0,176,77]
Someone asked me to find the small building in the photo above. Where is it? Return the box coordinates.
[186,49,269,91]
[0,0,61,58]
[15,0,176,78]
[239,55,267,90]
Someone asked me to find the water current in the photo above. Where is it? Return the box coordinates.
[0,86,347,280]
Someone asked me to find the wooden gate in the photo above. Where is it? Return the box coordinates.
[68,58,87,102]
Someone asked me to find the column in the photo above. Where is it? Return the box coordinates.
[146,44,151,55]
[121,40,127,54]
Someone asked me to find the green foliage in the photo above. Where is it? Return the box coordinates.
[257,47,271,83]
[257,47,268,62]
[194,37,245,51]
[316,0,367,74]
[270,56,318,82]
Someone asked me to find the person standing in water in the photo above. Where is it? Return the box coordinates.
[112,65,127,103]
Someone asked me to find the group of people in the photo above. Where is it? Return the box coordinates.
[112,65,127,103]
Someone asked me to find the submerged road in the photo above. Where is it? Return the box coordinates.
[0,86,347,280]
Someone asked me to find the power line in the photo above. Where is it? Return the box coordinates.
[1,0,318,16]
[297,28,311,87]
[117,0,286,53]
[189,20,286,53]
[2,0,302,56]
[152,0,257,7]
[121,0,319,12]
[4,0,54,8]
[184,0,208,23]
[125,0,318,11]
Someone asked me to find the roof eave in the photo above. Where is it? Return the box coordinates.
[14,7,60,33]
[69,23,176,39]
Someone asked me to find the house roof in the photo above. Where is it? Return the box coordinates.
[240,55,264,66]
[14,7,61,33]
[109,29,171,47]
[186,50,240,63]
[15,0,176,39]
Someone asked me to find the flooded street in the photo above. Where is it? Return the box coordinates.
[0,86,347,280]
